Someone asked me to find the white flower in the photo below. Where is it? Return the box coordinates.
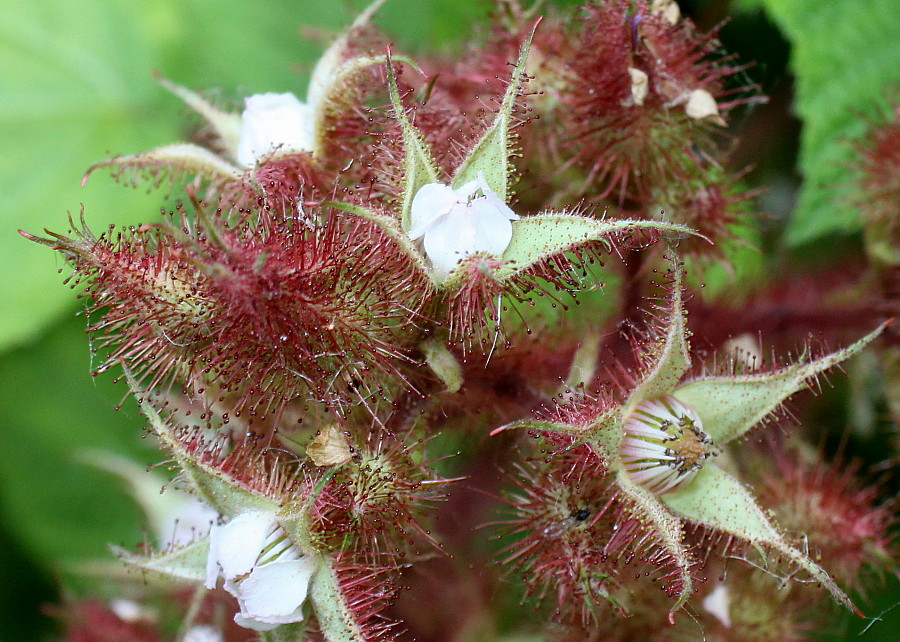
[205,510,317,631]
[408,172,519,279]
[236,93,315,168]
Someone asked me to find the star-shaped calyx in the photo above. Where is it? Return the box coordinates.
[501,257,889,619]
[328,27,697,353]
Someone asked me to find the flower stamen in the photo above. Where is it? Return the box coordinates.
[621,395,717,494]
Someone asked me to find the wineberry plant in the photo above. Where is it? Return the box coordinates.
[21,1,897,640]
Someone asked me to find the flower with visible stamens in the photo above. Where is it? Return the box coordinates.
[408,172,519,280]
[205,510,317,631]
[502,257,889,619]
[621,394,717,495]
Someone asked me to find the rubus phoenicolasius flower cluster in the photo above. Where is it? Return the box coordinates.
[22,1,896,639]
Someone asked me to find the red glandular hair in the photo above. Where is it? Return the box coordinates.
[755,447,896,588]
[561,1,758,208]
[499,446,695,627]
[305,555,402,642]
[309,429,448,557]
[36,199,429,424]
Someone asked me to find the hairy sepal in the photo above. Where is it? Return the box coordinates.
[673,321,890,445]
[312,55,391,157]
[82,143,242,187]
[309,558,369,642]
[307,0,388,108]
[155,73,242,157]
[110,538,209,583]
[496,215,696,280]
[385,53,440,233]
[662,464,856,612]
[451,25,536,199]
[127,373,277,516]
[323,200,431,278]
[625,258,691,411]
[615,473,694,621]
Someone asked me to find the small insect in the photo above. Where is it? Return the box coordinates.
[542,507,593,538]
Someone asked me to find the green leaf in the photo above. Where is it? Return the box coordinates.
[385,53,440,233]
[421,338,463,393]
[662,464,855,611]
[758,0,900,244]
[110,537,209,583]
[497,214,696,280]
[0,316,154,563]
[451,27,535,199]
[625,258,691,409]
[673,321,888,445]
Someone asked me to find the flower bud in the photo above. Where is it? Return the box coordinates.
[236,92,315,167]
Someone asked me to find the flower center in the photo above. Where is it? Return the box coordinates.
[620,395,717,494]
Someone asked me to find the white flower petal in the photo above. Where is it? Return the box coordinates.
[233,613,281,632]
[467,197,516,255]
[422,205,476,277]
[238,557,318,621]
[208,511,276,586]
[685,89,722,122]
[628,67,649,106]
[474,173,518,221]
[236,93,315,167]
[409,183,461,239]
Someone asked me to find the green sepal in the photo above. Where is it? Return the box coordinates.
[673,321,889,445]
[309,556,368,642]
[82,143,242,186]
[615,473,694,620]
[385,53,440,233]
[110,537,209,583]
[662,464,855,612]
[496,215,696,280]
[588,409,624,468]
[323,200,431,277]
[625,257,691,410]
[451,25,536,199]
[492,418,591,438]
[260,622,307,642]
[421,338,463,393]
[155,74,242,159]
[127,372,278,517]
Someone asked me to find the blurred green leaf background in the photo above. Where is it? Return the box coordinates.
[1,0,896,638]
